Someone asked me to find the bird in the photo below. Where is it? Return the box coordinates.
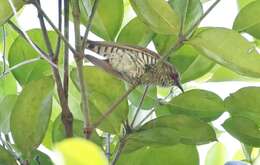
[84,40,184,92]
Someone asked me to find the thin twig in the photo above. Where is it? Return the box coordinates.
[6,0,58,68]
[54,0,62,59]
[92,85,137,130]
[105,133,111,160]
[1,26,6,73]
[63,0,69,101]
[0,57,40,79]
[136,109,155,128]
[81,0,100,49]
[130,86,149,128]
[36,0,73,137]
[32,0,77,55]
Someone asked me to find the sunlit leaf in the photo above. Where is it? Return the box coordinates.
[223,117,260,147]
[157,89,225,121]
[189,28,260,78]
[236,0,257,9]
[0,146,17,165]
[225,87,260,127]
[0,0,24,26]
[117,17,154,46]
[0,95,17,133]
[80,0,124,41]
[53,138,108,165]
[169,0,203,35]
[205,143,227,165]
[233,0,260,39]
[10,77,54,158]
[130,0,179,34]
[118,144,199,165]
[71,66,128,134]
[30,150,52,165]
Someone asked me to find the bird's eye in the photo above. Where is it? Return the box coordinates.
[171,73,179,81]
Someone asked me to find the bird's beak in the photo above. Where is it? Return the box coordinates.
[175,80,184,93]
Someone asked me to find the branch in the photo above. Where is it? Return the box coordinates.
[0,57,40,79]
[36,0,73,137]
[92,85,137,130]
[81,0,100,49]
[130,86,149,127]
[63,0,70,101]
[6,0,58,68]
[32,0,77,55]
[71,0,92,138]
[111,135,127,165]
[54,0,62,60]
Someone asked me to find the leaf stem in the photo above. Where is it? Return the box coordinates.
[130,86,149,128]
[81,0,100,49]
[111,134,127,165]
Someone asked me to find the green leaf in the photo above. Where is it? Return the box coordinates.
[128,86,157,110]
[10,77,54,158]
[124,115,216,152]
[0,0,24,26]
[0,95,17,133]
[236,0,256,9]
[8,29,61,85]
[188,27,260,78]
[208,65,260,82]
[0,62,17,101]
[129,0,179,34]
[157,89,225,121]
[0,24,19,54]
[225,87,260,127]
[80,0,124,41]
[233,1,260,39]
[117,17,154,46]
[222,117,260,147]
[169,0,203,35]
[153,35,214,83]
[205,143,227,165]
[71,66,128,134]
[0,146,17,165]
[118,144,199,165]
[53,138,108,165]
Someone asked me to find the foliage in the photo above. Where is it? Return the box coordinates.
[0,0,260,164]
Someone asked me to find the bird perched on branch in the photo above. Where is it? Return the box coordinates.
[84,40,184,92]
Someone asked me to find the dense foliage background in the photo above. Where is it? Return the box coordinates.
[0,0,260,165]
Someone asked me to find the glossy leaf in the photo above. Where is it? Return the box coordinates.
[233,1,260,39]
[53,138,108,165]
[0,146,17,165]
[130,0,179,34]
[0,0,24,25]
[205,143,227,165]
[154,35,214,83]
[10,77,54,158]
[118,144,199,165]
[124,115,216,152]
[169,0,203,35]
[80,0,124,41]
[225,87,260,127]
[157,89,225,121]
[189,28,260,78]
[222,117,260,147]
[0,95,17,133]
[237,0,257,9]
[117,17,154,46]
[8,29,61,85]
[0,24,19,53]
[71,66,128,134]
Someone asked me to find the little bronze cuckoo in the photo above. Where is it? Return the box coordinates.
[84,40,184,92]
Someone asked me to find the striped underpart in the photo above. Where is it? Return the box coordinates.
[85,40,177,87]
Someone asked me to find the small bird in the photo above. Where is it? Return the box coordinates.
[84,40,184,92]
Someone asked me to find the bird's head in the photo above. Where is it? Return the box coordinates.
[170,72,184,93]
